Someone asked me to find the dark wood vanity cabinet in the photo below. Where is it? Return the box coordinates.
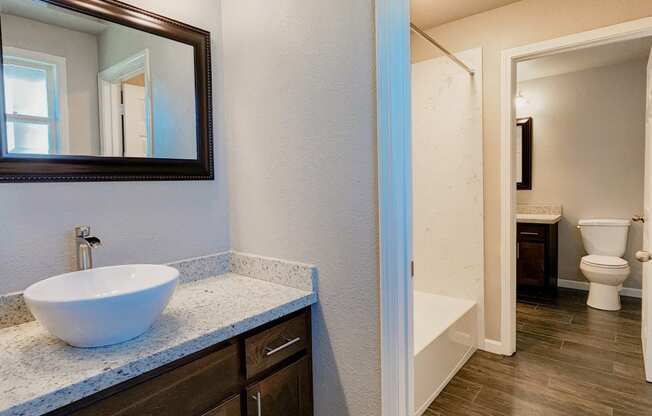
[517,223,558,297]
[49,308,313,416]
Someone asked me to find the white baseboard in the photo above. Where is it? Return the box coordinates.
[558,278,641,299]
[414,346,476,416]
[480,338,505,355]
[557,279,589,291]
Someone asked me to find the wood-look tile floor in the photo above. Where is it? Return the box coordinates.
[426,288,652,416]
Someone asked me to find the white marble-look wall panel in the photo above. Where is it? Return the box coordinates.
[412,48,484,340]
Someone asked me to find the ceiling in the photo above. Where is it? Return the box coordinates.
[411,0,521,29]
[518,37,652,82]
[0,0,108,35]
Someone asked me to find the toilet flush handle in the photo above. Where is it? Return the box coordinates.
[636,251,652,263]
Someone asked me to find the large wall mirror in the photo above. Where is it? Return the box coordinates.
[0,0,213,182]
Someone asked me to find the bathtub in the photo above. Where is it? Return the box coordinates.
[413,291,477,415]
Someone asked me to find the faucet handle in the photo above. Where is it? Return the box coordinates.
[75,225,91,238]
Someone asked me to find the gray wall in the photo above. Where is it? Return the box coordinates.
[221,1,380,415]
[1,13,100,156]
[0,0,229,294]
[98,24,197,159]
[517,60,646,289]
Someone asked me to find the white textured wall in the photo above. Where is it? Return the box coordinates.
[0,0,230,294]
[412,49,485,338]
[221,1,380,415]
[1,13,100,156]
[517,60,646,289]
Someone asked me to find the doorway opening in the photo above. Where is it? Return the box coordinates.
[500,19,652,382]
[98,49,152,157]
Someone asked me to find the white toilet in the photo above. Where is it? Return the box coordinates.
[578,219,631,311]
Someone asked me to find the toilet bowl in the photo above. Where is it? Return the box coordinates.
[578,219,631,311]
[580,255,630,311]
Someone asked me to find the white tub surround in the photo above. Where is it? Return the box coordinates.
[413,291,477,415]
[0,253,317,416]
[412,48,485,345]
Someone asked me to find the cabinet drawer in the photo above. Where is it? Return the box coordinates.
[517,223,546,242]
[246,312,308,379]
[71,343,240,416]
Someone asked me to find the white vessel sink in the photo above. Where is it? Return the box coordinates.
[24,265,179,348]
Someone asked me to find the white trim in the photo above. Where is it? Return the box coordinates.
[558,278,642,299]
[557,278,590,291]
[98,49,152,157]
[376,0,413,415]
[501,17,652,357]
[413,347,475,416]
[481,339,504,355]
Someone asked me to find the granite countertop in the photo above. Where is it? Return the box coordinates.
[516,213,562,225]
[0,272,317,416]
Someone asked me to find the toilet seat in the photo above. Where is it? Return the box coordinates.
[581,255,629,269]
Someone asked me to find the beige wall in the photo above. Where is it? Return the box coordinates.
[415,0,652,341]
[517,61,646,289]
[221,1,379,415]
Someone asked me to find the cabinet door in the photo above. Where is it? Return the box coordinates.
[70,343,240,416]
[246,356,312,416]
[203,395,241,416]
[517,241,546,286]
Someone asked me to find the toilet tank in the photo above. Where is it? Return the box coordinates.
[578,219,631,257]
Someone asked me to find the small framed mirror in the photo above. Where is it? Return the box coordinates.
[0,0,213,182]
[516,117,532,190]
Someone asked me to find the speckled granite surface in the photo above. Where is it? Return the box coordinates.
[231,251,317,292]
[517,203,562,215]
[0,251,317,327]
[0,273,317,416]
[0,293,32,330]
[169,251,231,284]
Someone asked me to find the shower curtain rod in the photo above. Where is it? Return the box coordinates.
[410,23,475,76]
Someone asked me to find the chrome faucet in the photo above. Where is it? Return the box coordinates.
[75,226,102,271]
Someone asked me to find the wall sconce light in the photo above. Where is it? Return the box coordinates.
[515,91,529,108]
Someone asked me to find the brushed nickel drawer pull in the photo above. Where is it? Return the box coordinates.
[520,232,539,236]
[251,391,262,416]
[264,336,301,356]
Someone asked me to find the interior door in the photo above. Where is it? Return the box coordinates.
[122,83,148,157]
[641,47,652,382]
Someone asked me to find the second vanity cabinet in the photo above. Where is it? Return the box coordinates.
[517,222,559,297]
[47,308,313,416]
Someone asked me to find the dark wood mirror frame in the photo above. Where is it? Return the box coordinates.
[517,117,533,190]
[0,0,213,183]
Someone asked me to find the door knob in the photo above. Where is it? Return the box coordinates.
[633,215,646,223]
[636,250,652,262]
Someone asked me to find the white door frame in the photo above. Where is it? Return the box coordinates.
[376,0,413,415]
[98,49,152,157]
[500,17,652,356]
